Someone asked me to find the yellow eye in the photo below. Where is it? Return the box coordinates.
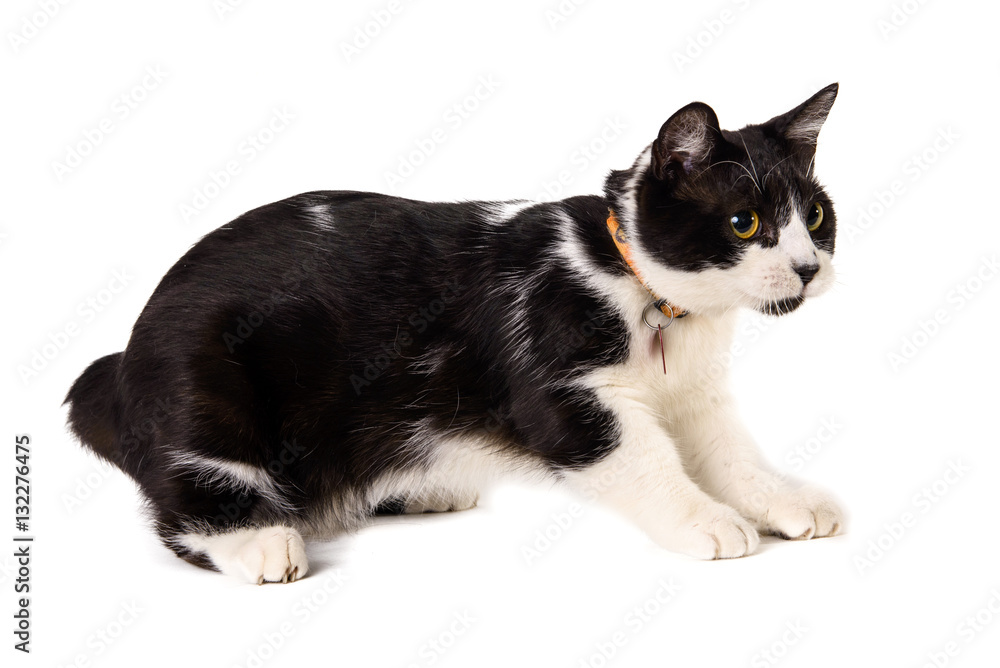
[807,202,824,231]
[730,210,759,239]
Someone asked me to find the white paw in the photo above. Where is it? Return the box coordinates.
[178,525,309,584]
[232,526,309,584]
[757,486,844,540]
[403,489,479,514]
[658,502,760,560]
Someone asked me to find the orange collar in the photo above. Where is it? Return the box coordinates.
[606,210,687,321]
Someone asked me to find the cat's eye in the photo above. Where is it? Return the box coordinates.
[730,210,759,239]
[807,202,824,231]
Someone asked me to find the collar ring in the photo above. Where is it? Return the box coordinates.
[642,300,675,331]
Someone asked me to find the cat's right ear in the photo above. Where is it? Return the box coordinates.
[772,83,839,148]
[651,102,721,181]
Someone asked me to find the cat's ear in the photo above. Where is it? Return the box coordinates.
[772,83,839,147]
[651,102,721,180]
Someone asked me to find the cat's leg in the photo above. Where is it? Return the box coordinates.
[143,452,310,584]
[669,387,843,540]
[560,383,760,559]
[379,437,490,514]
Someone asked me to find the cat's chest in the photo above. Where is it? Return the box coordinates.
[585,311,738,409]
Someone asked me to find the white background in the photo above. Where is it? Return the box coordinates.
[3,0,999,666]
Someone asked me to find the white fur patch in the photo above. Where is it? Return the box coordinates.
[553,208,645,322]
[302,430,548,537]
[167,453,295,513]
[303,203,336,231]
[483,200,536,225]
[178,525,308,584]
[364,433,547,515]
[564,337,760,559]
[777,212,818,266]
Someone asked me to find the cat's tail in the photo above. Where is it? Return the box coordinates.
[64,352,123,467]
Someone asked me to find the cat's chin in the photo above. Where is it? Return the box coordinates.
[755,295,805,316]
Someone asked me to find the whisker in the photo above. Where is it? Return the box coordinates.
[740,135,762,193]
[762,155,793,190]
[702,160,761,194]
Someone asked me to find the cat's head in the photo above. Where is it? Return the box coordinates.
[605,84,839,317]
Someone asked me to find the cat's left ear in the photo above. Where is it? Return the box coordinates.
[651,102,721,180]
[771,83,839,148]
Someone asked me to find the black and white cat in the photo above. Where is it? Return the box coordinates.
[66,84,844,584]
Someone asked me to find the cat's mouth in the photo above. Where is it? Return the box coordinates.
[756,295,805,316]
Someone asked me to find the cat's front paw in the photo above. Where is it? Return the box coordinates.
[757,486,843,540]
[659,503,760,560]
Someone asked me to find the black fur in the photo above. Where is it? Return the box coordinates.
[66,352,122,465]
[65,85,838,570]
[65,191,631,559]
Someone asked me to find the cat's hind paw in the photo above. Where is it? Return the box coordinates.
[240,526,310,585]
[403,489,479,514]
[182,525,309,584]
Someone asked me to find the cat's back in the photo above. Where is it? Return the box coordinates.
[122,191,566,360]
[156,190,534,288]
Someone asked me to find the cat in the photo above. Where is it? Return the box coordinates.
[66,84,844,584]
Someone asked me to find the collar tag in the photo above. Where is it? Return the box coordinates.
[656,323,667,374]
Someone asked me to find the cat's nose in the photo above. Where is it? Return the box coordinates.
[793,263,819,287]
